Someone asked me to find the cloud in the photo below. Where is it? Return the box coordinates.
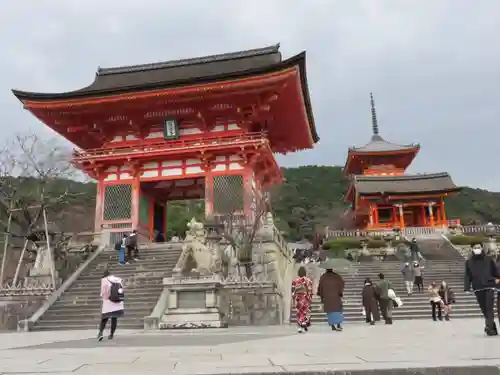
[1,0,499,190]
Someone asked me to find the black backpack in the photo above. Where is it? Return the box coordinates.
[108,280,124,303]
[114,241,121,251]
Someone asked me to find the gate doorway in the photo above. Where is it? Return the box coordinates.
[140,177,205,241]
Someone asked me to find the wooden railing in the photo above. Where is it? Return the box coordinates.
[73,132,269,160]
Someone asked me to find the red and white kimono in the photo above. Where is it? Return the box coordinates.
[292,276,313,327]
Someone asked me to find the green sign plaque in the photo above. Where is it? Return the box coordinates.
[164,118,180,140]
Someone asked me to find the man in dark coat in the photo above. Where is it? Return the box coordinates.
[317,264,345,331]
[465,242,500,336]
[376,273,393,324]
[362,278,380,325]
[409,238,421,262]
[126,230,139,262]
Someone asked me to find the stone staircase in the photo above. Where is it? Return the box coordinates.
[31,243,182,331]
[416,236,464,261]
[291,259,482,324]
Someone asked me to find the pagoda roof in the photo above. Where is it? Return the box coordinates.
[13,44,283,100]
[352,172,461,196]
[349,134,420,153]
[348,93,419,154]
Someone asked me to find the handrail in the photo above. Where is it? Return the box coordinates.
[73,132,269,160]
[17,244,106,332]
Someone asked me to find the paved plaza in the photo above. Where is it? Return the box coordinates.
[3,319,500,374]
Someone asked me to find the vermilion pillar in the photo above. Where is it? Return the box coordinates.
[420,205,427,226]
[204,173,214,217]
[440,199,447,225]
[398,204,405,228]
[94,179,104,233]
[131,178,140,231]
[373,203,379,227]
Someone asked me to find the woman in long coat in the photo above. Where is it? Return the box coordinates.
[291,266,313,333]
[362,278,380,325]
[317,262,345,331]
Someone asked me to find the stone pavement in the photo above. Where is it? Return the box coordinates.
[3,319,500,374]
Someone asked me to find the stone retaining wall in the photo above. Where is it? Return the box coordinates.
[0,296,46,330]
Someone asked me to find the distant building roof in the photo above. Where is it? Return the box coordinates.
[349,134,419,153]
[353,172,461,196]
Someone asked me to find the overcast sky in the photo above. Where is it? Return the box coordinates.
[1,1,499,190]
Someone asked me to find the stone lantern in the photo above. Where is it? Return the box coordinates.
[360,238,370,256]
[383,232,395,255]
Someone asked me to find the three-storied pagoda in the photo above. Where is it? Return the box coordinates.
[344,94,460,230]
[12,44,318,242]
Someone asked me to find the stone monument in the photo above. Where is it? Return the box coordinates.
[26,245,57,287]
[159,276,227,329]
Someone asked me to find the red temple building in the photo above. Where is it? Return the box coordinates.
[344,94,461,230]
[12,44,318,242]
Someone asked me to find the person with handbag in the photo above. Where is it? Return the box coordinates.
[427,282,443,321]
[376,273,393,325]
[439,280,455,321]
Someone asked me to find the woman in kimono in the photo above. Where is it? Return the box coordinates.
[291,266,313,333]
[317,260,345,331]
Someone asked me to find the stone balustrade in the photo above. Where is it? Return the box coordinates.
[326,225,500,239]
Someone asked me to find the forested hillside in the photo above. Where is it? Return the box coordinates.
[3,166,499,241]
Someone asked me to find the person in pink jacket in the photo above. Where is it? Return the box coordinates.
[98,269,124,341]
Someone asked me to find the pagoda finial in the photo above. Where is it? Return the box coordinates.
[370,92,379,136]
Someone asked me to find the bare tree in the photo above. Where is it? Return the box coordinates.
[0,133,89,237]
[217,185,270,279]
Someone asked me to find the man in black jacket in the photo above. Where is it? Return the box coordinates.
[464,242,500,336]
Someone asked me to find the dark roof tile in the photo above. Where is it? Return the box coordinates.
[353,173,460,195]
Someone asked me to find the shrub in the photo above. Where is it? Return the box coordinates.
[322,237,361,251]
[366,239,387,248]
[328,247,347,259]
[448,235,486,246]
[392,239,409,246]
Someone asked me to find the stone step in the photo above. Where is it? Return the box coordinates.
[75,276,169,284]
[52,302,155,310]
[30,245,182,332]
[56,291,163,301]
[293,310,482,320]
[305,301,478,310]
[292,306,482,318]
[38,319,146,328]
[43,308,153,319]
[78,271,174,280]
[33,322,144,331]
[300,313,483,322]
[68,281,164,289]
[86,260,179,269]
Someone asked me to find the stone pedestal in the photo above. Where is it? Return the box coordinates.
[27,247,57,286]
[159,276,227,329]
